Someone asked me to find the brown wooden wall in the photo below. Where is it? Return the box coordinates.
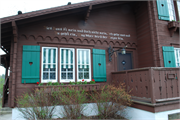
[12,2,141,107]
[8,1,180,107]
[135,2,154,68]
[149,1,180,67]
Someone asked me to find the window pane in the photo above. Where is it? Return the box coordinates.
[167,0,176,21]
[84,68,89,71]
[79,73,83,79]
[50,73,55,79]
[178,1,180,19]
[68,68,73,71]
[84,73,89,79]
[174,48,180,67]
[50,68,55,71]
[43,73,49,79]
[61,73,66,79]
[68,73,73,79]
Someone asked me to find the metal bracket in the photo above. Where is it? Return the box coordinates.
[108,45,127,62]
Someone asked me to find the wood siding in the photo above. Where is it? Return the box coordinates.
[135,2,154,68]
[13,2,140,106]
[5,1,179,108]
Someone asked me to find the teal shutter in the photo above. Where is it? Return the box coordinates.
[22,45,40,83]
[156,0,170,21]
[93,49,107,82]
[162,46,176,67]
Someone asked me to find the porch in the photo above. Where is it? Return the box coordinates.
[112,67,180,106]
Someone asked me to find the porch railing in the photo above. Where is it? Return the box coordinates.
[112,67,180,104]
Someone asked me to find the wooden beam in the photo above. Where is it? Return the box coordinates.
[12,21,18,43]
[84,5,92,22]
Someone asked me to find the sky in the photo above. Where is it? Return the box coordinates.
[0,0,92,18]
[0,0,92,75]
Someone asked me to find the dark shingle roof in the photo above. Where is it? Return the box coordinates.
[1,0,117,24]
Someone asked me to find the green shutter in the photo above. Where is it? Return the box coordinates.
[22,45,40,83]
[162,46,176,67]
[156,0,170,21]
[93,49,107,82]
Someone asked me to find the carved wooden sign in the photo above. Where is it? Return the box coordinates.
[44,26,131,40]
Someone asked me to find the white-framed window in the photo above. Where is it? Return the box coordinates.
[77,49,91,82]
[41,47,58,83]
[167,0,176,21]
[60,48,75,82]
[177,1,180,20]
[174,48,180,67]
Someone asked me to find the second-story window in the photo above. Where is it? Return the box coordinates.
[177,1,180,20]
[167,0,176,21]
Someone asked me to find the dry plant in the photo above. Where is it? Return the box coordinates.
[89,83,132,119]
[52,87,88,119]
[16,88,57,120]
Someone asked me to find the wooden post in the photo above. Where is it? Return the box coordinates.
[4,56,9,80]
[149,68,156,104]
[9,21,18,107]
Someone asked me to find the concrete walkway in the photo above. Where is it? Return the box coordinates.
[0,114,12,120]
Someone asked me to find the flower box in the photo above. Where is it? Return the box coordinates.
[167,21,179,37]
[168,21,180,29]
[35,83,106,93]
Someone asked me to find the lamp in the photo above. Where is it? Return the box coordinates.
[108,45,127,62]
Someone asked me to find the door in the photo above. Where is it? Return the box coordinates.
[117,52,133,71]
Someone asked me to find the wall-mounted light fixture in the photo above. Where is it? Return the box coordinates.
[108,45,127,62]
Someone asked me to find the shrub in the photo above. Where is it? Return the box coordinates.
[89,83,132,119]
[52,87,88,119]
[38,83,43,86]
[47,82,53,86]
[90,81,95,84]
[82,81,87,85]
[69,81,76,85]
[76,81,82,85]
[16,88,57,120]
[52,82,60,86]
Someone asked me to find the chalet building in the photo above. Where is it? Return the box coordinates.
[1,0,180,119]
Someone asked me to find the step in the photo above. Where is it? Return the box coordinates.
[0,107,12,111]
[0,111,12,115]
[0,107,12,115]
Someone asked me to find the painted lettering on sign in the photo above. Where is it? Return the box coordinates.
[45,26,131,40]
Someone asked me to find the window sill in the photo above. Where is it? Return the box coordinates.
[168,21,180,37]
[35,83,106,92]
